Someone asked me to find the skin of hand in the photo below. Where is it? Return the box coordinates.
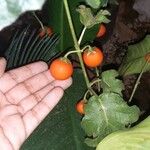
[0,57,72,150]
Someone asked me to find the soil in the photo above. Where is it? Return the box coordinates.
[0,0,150,117]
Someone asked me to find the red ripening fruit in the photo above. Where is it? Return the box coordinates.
[145,53,150,63]
[96,24,106,38]
[83,47,104,67]
[49,58,73,80]
[76,100,85,114]
[39,26,53,37]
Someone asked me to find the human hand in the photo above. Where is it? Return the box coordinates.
[0,57,72,150]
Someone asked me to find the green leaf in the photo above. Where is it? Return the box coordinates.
[101,70,124,96]
[85,0,101,9]
[47,0,99,51]
[76,5,95,28]
[96,116,150,150]
[4,27,59,70]
[119,35,150,76]
[21,70,94,150]
[0,0,45,30]
[77,6,111,28]
[95,10,111,24]
[81,93,140,147]
[100,0,109,7]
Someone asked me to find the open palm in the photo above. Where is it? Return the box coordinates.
[0,58,72,150]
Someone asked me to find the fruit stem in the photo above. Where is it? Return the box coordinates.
[89,78,101,89]
[81,45,92,52]
[64,50,84,58]
[78,26,86,45]
[32,11,44,30]
[129,61,149,103]
[63,0,97,95]
[83,90,90,101]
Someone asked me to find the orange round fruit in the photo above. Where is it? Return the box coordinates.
[50,58,73,80]
[76,100,85,114]
[96,24,106,38]
[83,47,104,67]
[39,27,53,37]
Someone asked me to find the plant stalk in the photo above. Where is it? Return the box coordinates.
[129,61,149,102]
[63,0,92,90]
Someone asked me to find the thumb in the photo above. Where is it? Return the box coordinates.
[0,57,6,77]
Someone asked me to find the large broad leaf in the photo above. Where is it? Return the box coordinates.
[0,0,45,30]
[81,93,140,147]
[4,27,59,70]
[119,35,150,76]
[47,0,99,52]
[96,116,150,150]
[21,70,93,150]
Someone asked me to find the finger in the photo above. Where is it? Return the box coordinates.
[5,71,54,104]
[0,61,48,93]
[18,78,72,114]
[0,57,6,78]
[52,77,72,90]
[18,84,55,115]
[23,87,64,137]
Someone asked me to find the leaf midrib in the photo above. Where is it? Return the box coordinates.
[98,97,109,127]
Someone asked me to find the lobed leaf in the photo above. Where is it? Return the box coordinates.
[76,5,95,28]
[101,69,124,96]
[81,93,140,147]
[77,6,111,29]
[95,10,111,24]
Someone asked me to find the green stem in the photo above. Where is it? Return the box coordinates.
[78,26,86,45]
[83,88,98,101]
[129,62,149,102]
[32,12,44,29]
[64,49,83,58]
[83,90,90,100]
[81,45,92,51]
[63,0,93,92]
[89,78,101,87]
